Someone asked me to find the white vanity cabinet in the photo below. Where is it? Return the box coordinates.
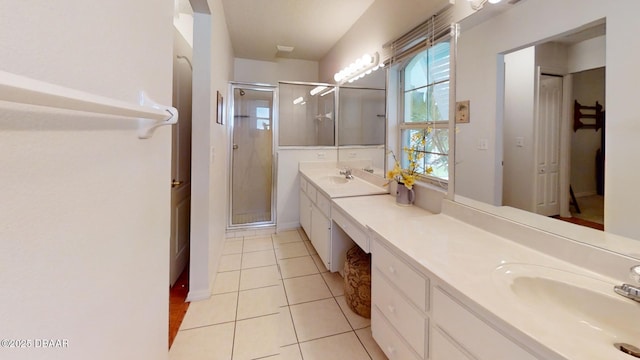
[431,287,538,360]
[371,234,541,360]
[299,178,312,236]
[371,237,428,359]
[310,201,331,269]
[299,178,331,269]
[299,175,355,272]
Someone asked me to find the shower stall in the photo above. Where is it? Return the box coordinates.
[228,83,276,228]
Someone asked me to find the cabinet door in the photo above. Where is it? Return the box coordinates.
[311,204,331,270]
[299,190,311,237]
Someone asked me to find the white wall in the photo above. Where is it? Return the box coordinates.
[568,35,605,73]
[571,68,605,197]
[276,149,339,231]
[502,47,536,211]
[0,1,172,359]
[188,0,235,301]
[455,0,640,240]
[234,58,319,84]
[319,0,458,83]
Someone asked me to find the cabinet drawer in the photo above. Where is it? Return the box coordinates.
[316,191,330,218]
[433,287,538,360]
[372,307,422,360]
[300,176,308,193]
[306,184,317,203]
[372,241,427,311]
[373,269,425,358]
[431,328,473,360]
[331,206,369,252]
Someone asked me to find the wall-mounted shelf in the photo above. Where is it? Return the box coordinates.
[573,100,603,132]
[0,70,178,139]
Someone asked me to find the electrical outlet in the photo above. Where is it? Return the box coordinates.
[348,152,357,158]
[515,137,524,147]
[317,152,326,159]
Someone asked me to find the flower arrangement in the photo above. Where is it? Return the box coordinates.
[387,130,433,190]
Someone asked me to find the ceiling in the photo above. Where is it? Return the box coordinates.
[220,0,375,62]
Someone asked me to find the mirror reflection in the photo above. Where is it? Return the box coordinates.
[337,86,386,176]
[278,82,336,146]
[337,69,386,177]
[500,25,606,230]
[455,18,611,232]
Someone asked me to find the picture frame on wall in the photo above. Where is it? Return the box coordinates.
[216,91,224,125]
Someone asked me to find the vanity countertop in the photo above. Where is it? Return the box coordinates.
[332,194,633,360]
[299,165,388,198]
[332,194,433,225]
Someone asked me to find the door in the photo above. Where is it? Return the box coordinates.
[535,74,562,216]
[310,204,331,270]
[230,85,275,227]
[299,190,311,237]
[169,29,192,286]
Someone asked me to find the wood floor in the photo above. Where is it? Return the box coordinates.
[553,215,604,231]
[169,267,190,349]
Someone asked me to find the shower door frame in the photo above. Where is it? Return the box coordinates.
[227,82,278,229]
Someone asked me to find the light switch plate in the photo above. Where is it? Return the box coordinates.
[477,138,488,150]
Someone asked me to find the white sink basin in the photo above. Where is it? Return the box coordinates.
[493,263,640,345]
[319,175,350,185]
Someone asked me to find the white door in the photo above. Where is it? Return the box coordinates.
[169,29,192,286]
[535,75,562,216]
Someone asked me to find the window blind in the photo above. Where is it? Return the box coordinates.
[382,6,454,66]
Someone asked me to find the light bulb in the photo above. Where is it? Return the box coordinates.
[488,0,502,3]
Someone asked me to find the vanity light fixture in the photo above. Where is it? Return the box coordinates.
[333,52,381,84]
[467,0,502,10]
[309,85,328,96]
[319,88,335,97]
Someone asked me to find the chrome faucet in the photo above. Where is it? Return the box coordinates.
[614,265,640,302]
[339,167,354,180]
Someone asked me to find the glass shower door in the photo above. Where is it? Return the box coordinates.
[230,85,275,227]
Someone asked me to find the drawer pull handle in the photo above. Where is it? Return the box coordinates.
[387,305,396,314]
[388,266,396,274]
[386,346,396,355]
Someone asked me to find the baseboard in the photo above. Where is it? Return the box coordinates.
[277,221,301,232]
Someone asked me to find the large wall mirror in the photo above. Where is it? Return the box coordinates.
[337,69,386,176]
[454,0,640,260]
[499,23,605,228]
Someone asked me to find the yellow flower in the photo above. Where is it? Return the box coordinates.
[403,175,416,189]
[387,131,435,190]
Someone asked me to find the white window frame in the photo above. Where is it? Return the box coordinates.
[397,41,451,184]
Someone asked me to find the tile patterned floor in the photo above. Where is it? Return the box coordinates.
[169,228,387,360]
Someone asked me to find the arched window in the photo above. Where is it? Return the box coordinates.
[399,41,450,181]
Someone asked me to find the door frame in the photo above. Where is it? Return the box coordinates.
[226,82,278,229]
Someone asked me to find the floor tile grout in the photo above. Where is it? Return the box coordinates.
[173,229,382,360]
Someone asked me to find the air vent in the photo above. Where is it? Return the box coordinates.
[275,45,294,58]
